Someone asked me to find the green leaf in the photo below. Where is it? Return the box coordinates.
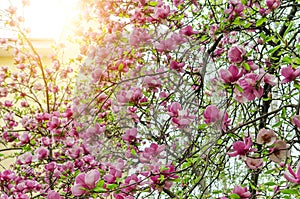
[234,84,244,93]
[106,184,118,190]
[230,193,241,199]
[158,174,165,183]
[263,181,277,186]
[243,62,250,71]
[148,1,158,6]
[294,82,300,90]
[283,22,293,38]
[93,187,107,193]
[212,190,223,194]
[282,56,293,64]
[267,45,281,55]
[281,107,286,118]
[96,180,105,188]
[130,148,137,156]
[281,189,299,194]
[160,166,169,172]
[295,58,300,65]
[198,123,207,130]
[272,121,282,128]
[256,18,267,27]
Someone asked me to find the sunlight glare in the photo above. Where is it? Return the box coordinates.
[23,0,78,40]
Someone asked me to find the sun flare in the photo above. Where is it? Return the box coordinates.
[25,0,78,40]
[1,0,79,40]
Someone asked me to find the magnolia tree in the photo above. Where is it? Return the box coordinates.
[0,0,300,198]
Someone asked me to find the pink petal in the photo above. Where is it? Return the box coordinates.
[284,172,298,184]
[281,67,293,77]
[75,173,86,185]
[85,169,100,188]
[71,184,86,196]
[297,162,300,178]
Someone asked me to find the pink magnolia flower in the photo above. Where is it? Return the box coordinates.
[47,116,60,130]
[0,87,8,97]
[228,137,255,157]
[235,73,264,102]
[292,115,300,130]
[245,157,263,170]
[284,162,300,184]
[121,174,140,192]
[129,28,152,47]
[228,45,246,63]
[4,100,13,107]
[117,87,143,104]
[173,0,184,7]
[204,105,221,123]
[17,152,33,165]
[71,169,100,196]
[140,143,165,162]
[122,128,138,143]
[280,65,300,83]
[269,140,289,163]
[47,190,62,199]
[203,105,231,131]
[266,0,280,10]
[168,102,195,127]
[155,38,178,52]
[256,128,277,146]
[259,69,277,86]
[154,5,170,19]
[34,147,49,160]
[219,65,243,83]
[18,132,30,145]
[180,25,198,36]
[247,61,259,71]
[171,109,195,128]
[224,0,245,21]
[143,76,162,92]
[232,185,251,199]
[170,60,185,72]
[168,102,182,117]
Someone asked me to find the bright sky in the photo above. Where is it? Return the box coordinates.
[0,0,78,39]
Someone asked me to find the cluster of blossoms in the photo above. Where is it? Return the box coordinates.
[228,128,289,169]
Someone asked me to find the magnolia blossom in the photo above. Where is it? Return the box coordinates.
[47,190,62,199]
[180,25,198,36]
[129,27,152,47]
[71,169,100,196]
[170,60,185,72]
[256,128,277,146]
[284,162,300,184]
[140,143,165,162]
[228,137,255,157]
[122,128,138,143]
[228,45,246,63]
[203,105,231,131]
[269,140,289,163]
[232,185,251,199]
[245,157,263,170]
[280,65,300,84]
[235,73,263,102]
[292,115,300,130]
[266,0,280,10]
[168,102,195,127]
[219,65,243,83]
[168,102,182,117]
